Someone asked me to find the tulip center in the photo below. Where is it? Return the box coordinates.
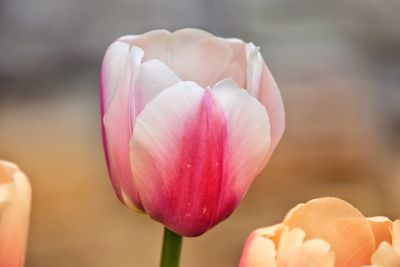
[130,29,247,88]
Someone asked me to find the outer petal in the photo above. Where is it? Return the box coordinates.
[239,232,277,267]
[283,197,365,236]
[393,220,400,255]
[130,80,270,236]
[102,46,144,210]
[246,43,285,161]
[100,40,131,201]
[101,41,131,112]
[318,217,375,267]
[368,217,393,248]
[283,198,375,267]
[102,41,181,211]
[0,161,31,267]
[212,79,271,218]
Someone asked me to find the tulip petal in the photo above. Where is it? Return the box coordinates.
[0,161,31,267]
[283,197,365,237]
[130,29,247,88]
[130,80,270,236]
[283,198,375,267]
[255,224,283,246]
[101,41,131,112]
[371,242,400,267]
[239,232,277,267]
[393,220,400,255]
[212,79,271,205]
[299,239,335,267]
[100,40,131,202]
[277,227,305,264]
[319,217,375,267]
[246,43,285,160]
[278,227,335,267]
[368,217,393,248]
[103,46,144,210]
[132,59,181,120]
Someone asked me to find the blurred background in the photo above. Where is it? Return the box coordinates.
[1,0,400,266]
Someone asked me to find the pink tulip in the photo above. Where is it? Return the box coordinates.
[100,28,284,236]
[0,161,31,267]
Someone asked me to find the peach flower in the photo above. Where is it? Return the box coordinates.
[0,161,31,267]
[239,197,394,267]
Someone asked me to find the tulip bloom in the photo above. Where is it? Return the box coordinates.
[239,197,394,267]
[101,28,284,236]
[0,161,31,267]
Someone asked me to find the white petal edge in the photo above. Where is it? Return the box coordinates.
[132,59,181,121]
[212,78,271,195]
[101,41,130,112]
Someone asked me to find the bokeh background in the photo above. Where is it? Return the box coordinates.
[1,0,400,266]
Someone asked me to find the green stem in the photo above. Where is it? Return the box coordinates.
[160,227,183,267]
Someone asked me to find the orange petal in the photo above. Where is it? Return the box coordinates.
[283,198,375,267]
[319,217,375,267]
[392,220,400,255]
[283,197,364,238]
[368,217,393,248]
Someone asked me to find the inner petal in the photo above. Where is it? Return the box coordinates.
[130,29,247,88]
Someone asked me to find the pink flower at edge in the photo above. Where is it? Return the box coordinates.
[100,28,285,236]
[0,160,31,267]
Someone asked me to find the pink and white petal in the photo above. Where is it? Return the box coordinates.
[371,242,400,267]
[130,79,270,236]
[239,232,277,267]
[103,46,144,211]
[0,161,31,267]
[212,79,270,220]
[368,217,393,248]
[132,59,181,120]
[100,40,132,201]
[101,41,131,112]
[130,81,223,236]
[245,43,285,160]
